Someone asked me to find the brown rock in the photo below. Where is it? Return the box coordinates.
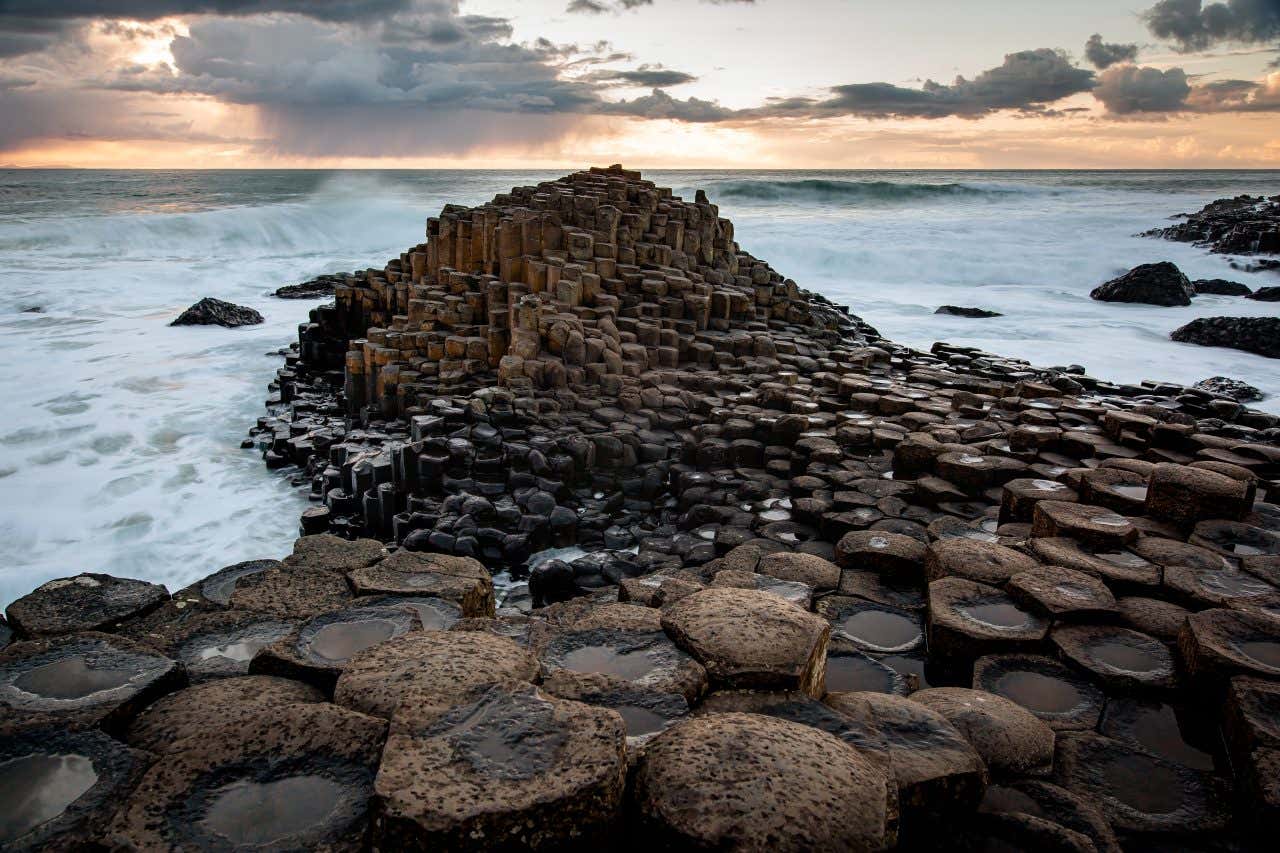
[912,687,1055,776]
[347,550,495,617]
[925,538,1040,585]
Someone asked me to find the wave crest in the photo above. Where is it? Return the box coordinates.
[704,178,1035,205]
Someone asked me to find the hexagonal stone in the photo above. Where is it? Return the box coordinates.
[1191,519,1280,559]
[1178,608,1280,683]
[348,550,495,617]
[228,565,353,618]
[539,670,689,743]
[1239,747,1280,837]
[973,654,1104,732]
[187,559,281,606]
[709,569,813,608]
[1146,463,1250,529]
[631,711,894,851]
[1054,733,1229,835]
[816,595,924,655]
[5,574,168,638]
[107,702,386,850]
[333,630,539,720]
[912,687,1055,776]
[1115,596,1191,643]
[0,633,184,733]
[756,551,840,590]
[538,624,705,704]
[999,478,1078,524]
[1006,565,1118,620]
[1224,676,1280,763]
[824,648,912,695]
[126,675,325,754]
[977,779,1120,853]
[928,578,1050,660]
[835,531,928,580]
[825,692,987,817]
[283,534,387,573]
[1030,537,1160,588]
[1032,502,1136,550]
[660,588,830,696]
[250,601,422,693]
[0,726,149,852]
[925,538,1040,585]
[1051,624,1176,691]
[374,685,625,850]
[130,609,297,682]
[1098,698,1215,771]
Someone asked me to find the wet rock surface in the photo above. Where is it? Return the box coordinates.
[5,574,168,637]
[936,305,1002,318]
[1146,194,1280,257]
[1090,262,1194,307]
[169,296,264,327]
[1171,316,1280,359]
[7,167,1280,849]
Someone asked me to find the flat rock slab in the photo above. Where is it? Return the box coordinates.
[1054,732,1229,835]
[189,559,282,606]
[374,685,626,851]
[1178,607,1280,683]
[928,577,1050,660]
[826,691,987,817]
[0,726,150,852]
[756,551,840,590]
[631,711,894,852]
[978,779,1120,853]
[816,595,924,655]
[347,550,495,617]
[284,534,387,573]
[660,588,830,696]
[1050,624,1176,691]
[227,564,353,618]
[973,653,1105,731]
[250,600,421,693]
[539,669,689,742]
[1006,564,1118,620]
[0,632,184,733]
[1098,698,1215,771]
[912,687,1055,776]
[539,626,706,703]
[5,574,168,637]
[126,675,325,754]
[107,702,386,851]
[334,630,539,720]
[1115,596,1191,642]
[835,531,927,580]
[1224,675,1280,761]
[1032,501,1137,550]
[135,609,296,682]
[824,648,912,695]
[1030,537,1160,588]
[925,538,1040,585]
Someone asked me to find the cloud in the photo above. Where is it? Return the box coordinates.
[1093,64,1191,113]
[566,0,751,13]
[757,49,1096,119]
[1084,34,1139,69]
[603,88,735,121]
[1186,70,1280,109]
[0,1,415,22]
[585,65,696,87]
[1143,0,1280,52]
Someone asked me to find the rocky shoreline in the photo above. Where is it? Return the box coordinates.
[3,166,1280,851]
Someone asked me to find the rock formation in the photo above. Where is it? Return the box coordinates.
[4,167,1280,851]
[170,297,263,327]
[1146,194,1280,257]
[1090,262,1193,307]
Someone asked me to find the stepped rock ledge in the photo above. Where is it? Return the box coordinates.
[4,166,1280,851]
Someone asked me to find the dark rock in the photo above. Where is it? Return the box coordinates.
[631,711,894,851]
[142,609,297,681]
[1194,376,1264,402]
[936,306,1003,318]
[928,577,1050,660]
[1050,624,1176,691]
[1192,279,1252,296]
[912,686,1055,776]
[169,297,263,327]
[1248,285,1280,301]
[1090,263,1193,307]
[191,559,281,606]
[374,684,626,850]
[1171,316,1280,359]
[6,573,169,638]
[0,726,150,852]
[106,702,386,850]
[973,653,1104,731]
[347,550,494,617]
[275,276,338,299]
[978,779,1121,853]
[1147,194,1280,256]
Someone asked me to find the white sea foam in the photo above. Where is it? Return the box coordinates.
[0,168,1277,606]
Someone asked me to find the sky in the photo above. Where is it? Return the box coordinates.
[0,0,1278,168]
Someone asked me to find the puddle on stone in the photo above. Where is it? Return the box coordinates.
[1053,583,1094,601]
[1123,705,1214,771]
[839,610,920,649]
[959,602,1032,629]
[868,536,890,550]
[1236,641,1280,669]
[825,654,898,693]
[1093,514,1131,528]
[306,620,397,664]
[615,705,670,736]
[879,655,932,691]
[200,775,345,846]
[197,639,271,663]
[1031,480,1067,491]
[758,509,791,522]
[1102,754,1183,815]
[996,671,1081,714]
[559,645,656,681]
[13,657,135,700]
[1095,551,1151,568]
[397,601,459,630]
[1109,485,1148,501]
[1199,571,1272,598]
[979,785,1047,819]
[1090,641,1161,673]
[0,753,98,843]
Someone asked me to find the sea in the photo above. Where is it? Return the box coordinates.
[1,168,1277,606]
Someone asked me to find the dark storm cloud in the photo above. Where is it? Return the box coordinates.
[567,0,751,13]
[586,66,697,87]
[1092,64,1191,112]
[1143,0,1280,51]
[1185,74,1280,109]
[752,49,1096,119]
[1084,34,1139,69]
[0,1,415,22]
[603,87,733,121]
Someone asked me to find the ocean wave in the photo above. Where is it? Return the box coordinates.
[702,178,1041,205]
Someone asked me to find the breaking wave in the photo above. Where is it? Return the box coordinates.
[704,178,1043,205]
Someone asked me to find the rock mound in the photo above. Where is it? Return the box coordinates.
[1090,262,1193,306]
[170,297,263,327]
[1171,316,1280,359]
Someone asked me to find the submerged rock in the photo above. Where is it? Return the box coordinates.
[1090,262,1193,307]
[936,306,1003,318]
[169,297,263,327]
[1194,376,1264,402]
[275,275,340,299]
[1192,278,1252,296]
[1171,316,1280,359]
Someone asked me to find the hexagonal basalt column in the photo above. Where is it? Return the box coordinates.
[5,574,169,638]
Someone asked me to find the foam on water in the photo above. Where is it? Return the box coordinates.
[1,168,1278,606]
